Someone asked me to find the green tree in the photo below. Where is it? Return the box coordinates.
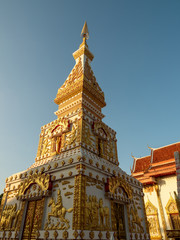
[0,193,3,204]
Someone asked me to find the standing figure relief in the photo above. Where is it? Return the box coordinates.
[41,119,70,156]
[84,195,110,230]
[48,126,63,154]
[0,203,21,230]
[99,198,110,227]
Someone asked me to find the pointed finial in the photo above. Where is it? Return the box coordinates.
[147,144,153,150]
[81,21,89,39]
[131,153,137,160]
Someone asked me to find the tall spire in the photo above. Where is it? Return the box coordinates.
[35,23,118,167]
[54,22,106,114]
[72,21,93,61]
[81,21,89,39]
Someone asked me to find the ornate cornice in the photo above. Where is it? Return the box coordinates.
[17,172,50,199]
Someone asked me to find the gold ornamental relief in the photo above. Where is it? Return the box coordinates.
[16,201,25,231]
[111,201,116,231]
[73,45,94,61]
[57,58,83,92]
[22,198,45,240]
[129,203,144,233]
[144,185,154,194]
[73,175,86,230]
[105,141,115,159]
[84,195,110,231]
[145,199,158,215]
[145,199,161,239]
[0,193,7,216]
[93,122,109,140]
[165,195,180,230]
[82,121,96,148]
[92,121,117,160]
[45,190,73,230]
[0,203,21,231]
[109,176,133,199]
[54,57,83,105]
[84,58,103,95]
[17,172,50,198]
[65,121,79,146]
[147,216,161,239]
[112,203,127,239]
[40,118,70,157]
[165,195,179,214]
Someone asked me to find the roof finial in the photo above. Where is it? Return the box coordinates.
[147,144,153,150]
[131,153,137,160]
[81,21,89,39]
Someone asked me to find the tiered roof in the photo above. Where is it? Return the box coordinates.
[54,32,106,109]
[132,156,151,173]
[131,142,179,185]
[153,142,180,163]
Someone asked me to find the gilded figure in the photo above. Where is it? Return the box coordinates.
[41,119,70,156]
[84,195,110,230]
[65,123,78,146]
[99,198,110,227]
[130,204,144,233]
[0,203,20,230]
[46,190,73,230]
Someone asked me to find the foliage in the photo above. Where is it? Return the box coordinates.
[0,193,3,204]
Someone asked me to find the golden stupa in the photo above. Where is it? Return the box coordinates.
[0,22,150,240]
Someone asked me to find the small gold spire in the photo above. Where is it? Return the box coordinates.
[81,21,89,39]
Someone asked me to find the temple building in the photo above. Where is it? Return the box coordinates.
[0,22,150,240]
[131,142,180,240]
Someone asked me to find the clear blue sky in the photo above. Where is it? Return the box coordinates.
[0,0,180,193]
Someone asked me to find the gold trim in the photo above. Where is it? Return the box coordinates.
[17,172,50,198]
[145,199,161,239]
[0,193,7,217]
[165,194,180,230]
[141,195,149,234]
[73,175,86,230]
[154,185,167,240]
[109,176,133,199]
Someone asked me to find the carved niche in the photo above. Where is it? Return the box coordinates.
[17,172,51,200]
[165,195,180,230]
[109,176,133,200]
[40,118,70,157]
[145,199,161,239]
[92,121,116,160]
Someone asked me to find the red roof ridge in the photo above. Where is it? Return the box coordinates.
[153,142,180,151]
[132,142,180,174]
[136,155,151,160]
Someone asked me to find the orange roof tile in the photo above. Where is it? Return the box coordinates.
[133,156,151,173]
[153,142,180,163]
[132,142,179,183]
